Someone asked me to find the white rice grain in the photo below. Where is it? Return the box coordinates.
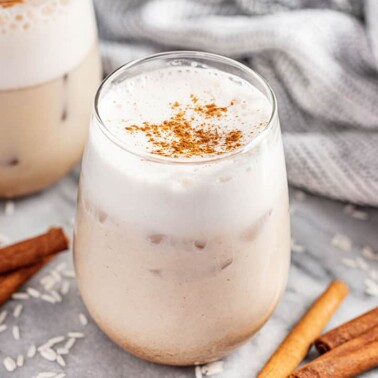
[39,348,57,362]
[16,354,24,367]
[351,210,369,220]
[13,304,23,318]
[35,373,57,378]
[0,324,7,333]
[55,262,67,272]
[331,234,352,252]
[51,270,62,282]
[55,374,66,378]
[4,201,15,216]
[12,325,20,341]
[57,348,68,355]
[27,287,41,298]
[27,345,37,358]
[195,366,203,378]
[60,281,70,295]
[61,270,75,278]
[12,292,29,300]
[79,313,88,326]
[0,310,7,324]
[3,357,17,372]
[64,338,76,350]
[50,290,62,303]
[201,361,224,376]
[56,354,66,367]
[67,331,84,339]
[41,294,57,304]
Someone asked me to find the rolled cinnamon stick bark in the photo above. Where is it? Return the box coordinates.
[0,256,53,306]
[0,228,68,274]
[315,307,378,353]
[290,325,378,378]
[257,280,349,378]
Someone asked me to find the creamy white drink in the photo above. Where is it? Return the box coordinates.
[0,0,101,197]
[74,53,290,365]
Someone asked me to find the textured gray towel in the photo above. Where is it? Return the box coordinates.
[94,0,378,206]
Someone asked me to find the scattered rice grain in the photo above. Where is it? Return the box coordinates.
[201,361,224,376]
[12,292,29,300]
[61,270,75,278]
[351,210,369,220]
[195,366,203,378]
[0,324,7,333]
[331,234,352,252]
[3,356,17,372]
[57,348,68,355]
[39,348,57,362]
[79,313,88,326]
[27,287,41,298]
[27,345,37,358]
[362,246,378,261]
[0,310,7,324]
[64,337,76,350]
[50,290,62,303]
[291,239,305,253]
[35,373,57,378]
[4,201,15,216]
[67,331,84,339]
[13,304,23,318]
[41,294,57,304]
[55,262,67,272]
[16,354,24,367]
[12,325,20,340]
[60,281,70,295]
[56,354,66,367]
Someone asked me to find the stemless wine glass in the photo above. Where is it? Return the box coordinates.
[0,0,101,197]
[74,51,290,365]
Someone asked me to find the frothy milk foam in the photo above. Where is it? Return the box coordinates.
[0,0,97,89]
[0,0,101,197]
[75,64,290,364]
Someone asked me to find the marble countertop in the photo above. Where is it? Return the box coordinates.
[0,168,377,378]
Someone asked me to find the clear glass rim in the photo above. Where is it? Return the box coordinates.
[94,50,278,165]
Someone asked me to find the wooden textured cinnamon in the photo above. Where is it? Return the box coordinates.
[290,325,378,377]
[0,257,53,306]
[0,227,68,274]
[257,280,349,378]
[315,306,378,353]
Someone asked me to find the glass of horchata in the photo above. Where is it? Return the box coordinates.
[74,51,291,365]
[0,0,102,197]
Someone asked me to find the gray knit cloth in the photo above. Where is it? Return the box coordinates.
[94,0,378,206]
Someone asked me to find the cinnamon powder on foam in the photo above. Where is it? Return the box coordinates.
[124,94,245,159]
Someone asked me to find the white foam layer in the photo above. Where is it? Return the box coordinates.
[0,0,97,89]
[81,65,286,235]
[98,66,272,159]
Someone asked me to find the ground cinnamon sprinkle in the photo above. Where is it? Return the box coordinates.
[0,0,23,8]
[125,95,244,158]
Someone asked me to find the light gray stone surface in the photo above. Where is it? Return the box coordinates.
[0,169,377,377]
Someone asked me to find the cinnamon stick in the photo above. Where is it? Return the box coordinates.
[315,306,378,353]
[290,325,378,377]
[0,257,53,306]
[0,228,68,274]
[257,280,349,378]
